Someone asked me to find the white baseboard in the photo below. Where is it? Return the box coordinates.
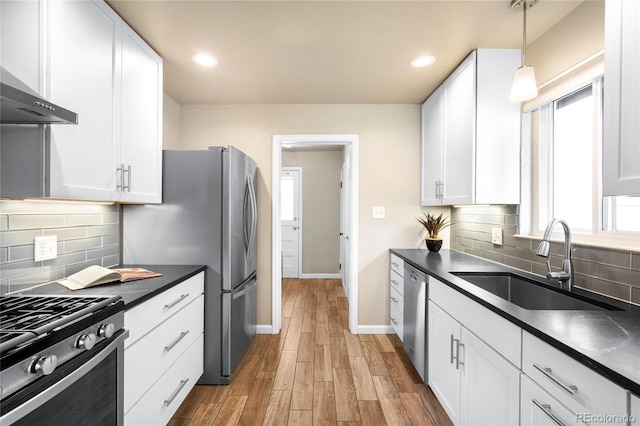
[256,324,274,334]
[356,325,395,334]
[299,273,342,279]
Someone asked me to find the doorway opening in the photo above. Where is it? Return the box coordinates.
[272,134,359,334]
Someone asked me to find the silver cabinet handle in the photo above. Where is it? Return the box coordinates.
[391,279,399,287]
[390,317,398,325]
[164,379,189,407]
[533,363,578,395]
[123,165,131,192]
[450,334,462,370]
[390,296,398,303]
[450,334,456,365]
[391,262,400,268]
[164,293,190,310]
[164,331,189,352]
[532,399,567,426]
[116,163,125,190]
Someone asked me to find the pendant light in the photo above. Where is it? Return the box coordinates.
[510,0,538,102]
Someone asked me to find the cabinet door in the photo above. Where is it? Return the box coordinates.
[0,0,44,92]
[48,0,121,200]
[428,301,460,425]
[119,24,163,203]
[460,327,520,426]
[442,52,475,205]
[421,87,443,206]
[603,0,640,196]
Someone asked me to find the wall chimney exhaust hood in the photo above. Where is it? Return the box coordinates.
[1,67,78,125]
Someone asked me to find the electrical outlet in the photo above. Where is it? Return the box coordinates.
[34,236,57,261]
[491,228,503,246]
[372,206,385,219]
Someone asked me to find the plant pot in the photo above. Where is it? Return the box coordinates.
[425,238,443,252]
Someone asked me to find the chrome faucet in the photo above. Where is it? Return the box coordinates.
[536,218,574,290]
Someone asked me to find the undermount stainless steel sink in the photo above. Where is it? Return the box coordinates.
[451,272,623,311]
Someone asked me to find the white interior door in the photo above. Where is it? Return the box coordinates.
[281,168,301,278]
[340,148,351,298]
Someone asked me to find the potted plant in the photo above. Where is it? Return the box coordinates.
[416,212,451,252]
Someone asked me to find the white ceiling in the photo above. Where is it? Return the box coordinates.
[106,0,585,105]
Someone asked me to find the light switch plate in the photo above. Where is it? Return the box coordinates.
[491,228,503,245]
[34,235,58,261]
[372,206,385,219]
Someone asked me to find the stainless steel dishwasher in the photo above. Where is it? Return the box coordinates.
[403,264,427,382]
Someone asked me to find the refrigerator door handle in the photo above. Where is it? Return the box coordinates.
[248,173,257,259]
[243,176,251,254]
[244,173,257,263]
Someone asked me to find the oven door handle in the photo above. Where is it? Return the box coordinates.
[0,330,129,426]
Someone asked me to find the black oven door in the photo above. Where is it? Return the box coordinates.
[0,330,127,426]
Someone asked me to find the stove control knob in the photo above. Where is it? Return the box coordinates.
[75,333,97,351]
[31,354,58,376]
[98,323,115,339]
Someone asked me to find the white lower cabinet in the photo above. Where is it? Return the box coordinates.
[389,254,404,339]
[632,394,640,423]
[124,272,205,425]
[521,374,586,426]
[522,331,628,425]
[428,300,520,426]
[125,334,204,426]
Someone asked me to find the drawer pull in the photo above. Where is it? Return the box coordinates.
[164,378,189,407]
[390,296,398,303]
[450,335,462,370]
[532,399,567,426]
[390,317,398,325]
[533,363,578,395]
[391,279,399,286]
[164,331,190,352]
[391,262,399,268]
[164,293,190,310]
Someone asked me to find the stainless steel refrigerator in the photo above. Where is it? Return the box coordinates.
[123,146,258,385]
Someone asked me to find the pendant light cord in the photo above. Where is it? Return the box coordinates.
[522,0,527,66]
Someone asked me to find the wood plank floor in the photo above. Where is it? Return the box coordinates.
[169,279,453,425]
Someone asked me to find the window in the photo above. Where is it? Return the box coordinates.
[525,76,640,246]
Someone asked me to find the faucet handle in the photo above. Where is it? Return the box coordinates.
[545,261,552,274]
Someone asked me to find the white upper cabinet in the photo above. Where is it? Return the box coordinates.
[603,0,640,196]
[0,0,44,92]
[1,0,162,203]
[119,25,163,203]
[420,87,443,205]
[421,49,521,206]
[49,0,163,203]
[49,0,121,201]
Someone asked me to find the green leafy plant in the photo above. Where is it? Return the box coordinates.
[417,212,451,239]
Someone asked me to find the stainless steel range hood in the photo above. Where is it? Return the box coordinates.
[1,67,78,125]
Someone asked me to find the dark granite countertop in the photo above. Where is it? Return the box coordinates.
[14,265,206,310]
[390,248,640,397]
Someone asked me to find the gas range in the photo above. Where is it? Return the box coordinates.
[0,293,125,424]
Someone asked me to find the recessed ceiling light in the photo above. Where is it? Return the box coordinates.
[192,54,218,67]
[410,55,436,68]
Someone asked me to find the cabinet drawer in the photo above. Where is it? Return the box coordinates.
[390,286,403,314]
[390,254,404,277]
[125,333,203,426]
[429,277,521,368]
[390,303,403,340]
[523,331,627,423]
[521,374,585,426]
[390,269,404,296]
[124,295,204,414]
[125,272,204,346]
